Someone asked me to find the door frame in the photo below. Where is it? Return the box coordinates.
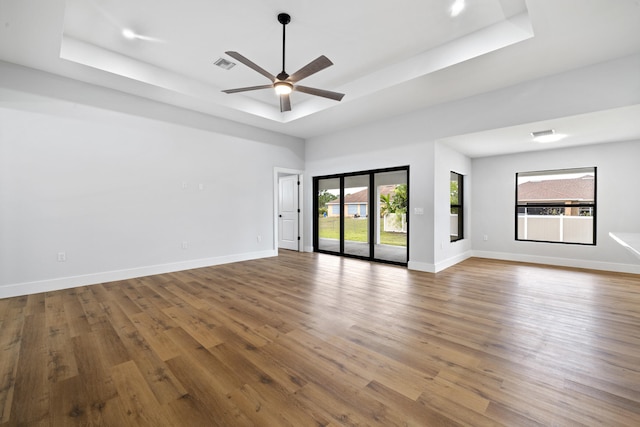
[313,165,409,266]
[273,167,304,253]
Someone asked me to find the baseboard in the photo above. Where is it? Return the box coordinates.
[0,250,277,299]
[407,261,436,273]
[434,251,473,273]
[408,251,473,274]
[471,250,640,274]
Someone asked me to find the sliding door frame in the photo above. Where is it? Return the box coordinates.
[313,165,409,266]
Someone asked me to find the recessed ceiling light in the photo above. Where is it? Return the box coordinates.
[531,129,567,143]
[120,29,163,43]
[121,28,137,40]
[451,0,465,17]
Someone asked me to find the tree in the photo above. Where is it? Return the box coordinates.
[450,181,459,205]
[318,190,337,216]
[380,184,408,216]
[380,193,392,217]
[392,184,408,214]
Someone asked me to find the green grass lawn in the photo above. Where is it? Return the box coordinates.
[318,217,407,246]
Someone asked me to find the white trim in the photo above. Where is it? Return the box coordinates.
[434,251,473,272]
[472,250,640,274]
[410,249,640,274]
[409,251,472,273]
[0,250,276,299]
[408,261,436,273]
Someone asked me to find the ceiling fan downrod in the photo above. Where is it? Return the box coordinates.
[277,13,291,81]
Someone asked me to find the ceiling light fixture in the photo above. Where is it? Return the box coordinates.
[221,13,344,112]
[531,129,567,143]
[451,0,466,17]
[274,81,293,95]
[120,28,163,43]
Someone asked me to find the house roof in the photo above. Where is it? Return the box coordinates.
[328,185,395,205]
[518,176,595,202]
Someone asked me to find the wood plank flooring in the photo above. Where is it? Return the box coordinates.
[1,251,639,426]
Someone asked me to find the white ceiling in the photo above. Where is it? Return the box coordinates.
[439,104,640,158]
[1,0,639,157]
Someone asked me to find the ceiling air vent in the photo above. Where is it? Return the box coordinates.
[531,129,567,143]
[531,129,555,139]
[214,58,236,70]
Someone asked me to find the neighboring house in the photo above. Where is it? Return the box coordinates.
[518,175,595,216]
[326,185,396,217]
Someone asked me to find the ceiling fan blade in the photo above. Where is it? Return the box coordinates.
[225,51,276,82]
[222,84,273,94]
[280,94,292,112]
[295,85,345,101]
[287,55,333,83]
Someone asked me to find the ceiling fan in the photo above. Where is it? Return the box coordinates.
[222,13,345,112]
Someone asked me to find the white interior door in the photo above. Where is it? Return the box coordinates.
[279,175,299,251]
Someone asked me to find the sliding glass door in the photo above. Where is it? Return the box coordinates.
[374,170,408,263]
[313,166,408,266]
[343,174,370,258]
[316,177,341,254]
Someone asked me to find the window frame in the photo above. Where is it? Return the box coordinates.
[515,167,597,246]
[450,171,464,242]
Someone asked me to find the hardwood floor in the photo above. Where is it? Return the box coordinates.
[1,251,639,426]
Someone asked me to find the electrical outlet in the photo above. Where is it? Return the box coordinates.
[182,241,188,249]
[483,235,488,241]
[57,252,66,262]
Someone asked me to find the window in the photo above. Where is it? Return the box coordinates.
[516,167,596,245]
[450,172,463,242]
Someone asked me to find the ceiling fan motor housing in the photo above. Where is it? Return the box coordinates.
[278,13,291,25]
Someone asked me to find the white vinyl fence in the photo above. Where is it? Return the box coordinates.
[450,214,459,238]
[384,213,407,233]
[517,214,593,243]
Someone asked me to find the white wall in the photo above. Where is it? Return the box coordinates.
[433,142,472,270]
[305,130,437,268]
[304,136,472,273]
[0,69,304,297]
[305,53,640,273]
[472,140,640,274]
[2,51,639,298]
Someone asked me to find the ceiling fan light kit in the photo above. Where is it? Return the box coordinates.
[274,81,293,95]
[222,12,344,112]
